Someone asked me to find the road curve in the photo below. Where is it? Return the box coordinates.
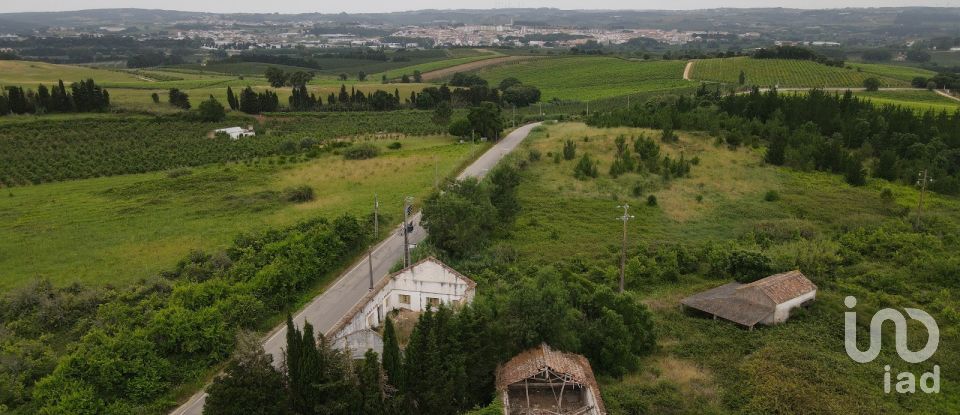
[170,121,542,415]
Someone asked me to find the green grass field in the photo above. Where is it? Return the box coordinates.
[501,122,960,413]
[853,90,960,113]
[475,56,689,101]
[690,57,917,88]
[848,62,938,83]
[0,136,488,289]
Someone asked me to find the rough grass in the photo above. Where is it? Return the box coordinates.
[0,136,488,289]
[690,57,916,88]
[474,57,689,101]
[505,122,960,414]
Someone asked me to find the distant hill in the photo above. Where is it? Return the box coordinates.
[1,7,960,34]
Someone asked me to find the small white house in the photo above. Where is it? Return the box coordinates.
[214,127,255,140]
[329,257,476,356]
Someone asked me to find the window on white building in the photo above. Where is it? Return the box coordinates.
[398,294,411,305]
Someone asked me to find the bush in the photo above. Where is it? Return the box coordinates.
[646,195,658,206]
[562,139,577,160]
[387,141,402,150]
[573,154,598,180]
[198,96,226,122]
[283,185,314,203]
[862,77,881,92]
[528,149,541,162]
[343,143,380,160]
[764,190,780,201]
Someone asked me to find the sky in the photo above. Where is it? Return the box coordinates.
[1,0,956,14]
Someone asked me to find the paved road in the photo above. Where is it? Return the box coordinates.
[170,122,541,415]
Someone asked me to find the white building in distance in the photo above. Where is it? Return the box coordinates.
[213,126,255,140]
[329,257,477,357]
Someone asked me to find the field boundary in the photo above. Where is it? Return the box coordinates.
[420,55,541,81]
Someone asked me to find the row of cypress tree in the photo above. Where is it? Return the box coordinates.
[0,79,109,115]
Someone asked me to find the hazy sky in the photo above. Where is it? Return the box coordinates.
[1,0,955,14]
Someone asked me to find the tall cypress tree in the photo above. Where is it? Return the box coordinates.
[357,350,386,415]
[284,316,306,413]
[381,317,402,389]
[226,86,238,110]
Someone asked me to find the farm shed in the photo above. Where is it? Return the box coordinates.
[213,126,255,140]
[680,270,817,329]
[329,257,476,358]
[496,344,606,415]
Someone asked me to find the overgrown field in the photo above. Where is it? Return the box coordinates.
[0,110,452,186]
[474,57,689,101]
[0,135,487,289]
[483,122,960,414]
[690,57,919,87]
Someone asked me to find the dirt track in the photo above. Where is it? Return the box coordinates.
[683,61,694,81]
[421,55,540,81]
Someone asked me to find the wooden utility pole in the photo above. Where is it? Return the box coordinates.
[369,194,379,290]
[617,204,635,293]
[403,196,414,267]
[916,169,931,228]
[368,246,375,290]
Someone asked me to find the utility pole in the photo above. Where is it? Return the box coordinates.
[434,156,439,190]
[916,169,932,229]
[617,204,635,293]
[368,245,374,290]
[403,196,414,268]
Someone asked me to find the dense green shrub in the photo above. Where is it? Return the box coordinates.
[343,143,380,160]
[283,185,315,203]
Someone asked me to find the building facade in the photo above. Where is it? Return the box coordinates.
[328,257,476,357]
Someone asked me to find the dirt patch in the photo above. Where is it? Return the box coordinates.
[421,56,542,81]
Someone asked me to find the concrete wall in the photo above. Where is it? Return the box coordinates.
[332,260,475,341]
[764,290,816,325]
